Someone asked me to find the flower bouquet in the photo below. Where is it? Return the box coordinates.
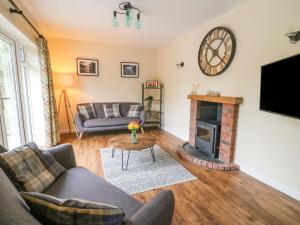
[128,121,140,144]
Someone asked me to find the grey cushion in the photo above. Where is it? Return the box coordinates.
[93,103,140,118]
[0,145,8,153]
[0,168,42,225]
[43,167,142,218]
[21,192,125,225]
[84,117,141,128]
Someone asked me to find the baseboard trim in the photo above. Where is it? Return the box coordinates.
[60,129,76,134]
[240,165,300,201]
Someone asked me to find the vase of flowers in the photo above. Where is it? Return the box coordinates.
[128,121,140,144]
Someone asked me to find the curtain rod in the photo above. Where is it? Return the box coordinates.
[8,0,44,38]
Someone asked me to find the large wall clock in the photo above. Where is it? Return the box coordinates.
[198,27,236,76]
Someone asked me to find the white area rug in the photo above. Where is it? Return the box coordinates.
[100,145,197,194]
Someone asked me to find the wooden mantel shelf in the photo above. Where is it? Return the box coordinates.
[188,95,243,105]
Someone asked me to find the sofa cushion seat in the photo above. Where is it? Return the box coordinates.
[84,117,141,128]
[43,167,143,218]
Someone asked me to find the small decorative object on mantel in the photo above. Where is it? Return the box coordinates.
[121,62,139,78]
[191,83,200,95]
[198,27,236,76]
[285,31,300,44]
[145,80,159,88]
[206,90,221,96]
[77,58,99,76]
[128,121,140,144]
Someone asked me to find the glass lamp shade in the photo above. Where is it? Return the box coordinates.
[127,8,133,20]
[111,16,119,27]
[124,15,133,27]
[135,19,143,30]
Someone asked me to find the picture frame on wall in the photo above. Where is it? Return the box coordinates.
[77,58,99,76]
[146,80,159,88]
[121,62,139,78]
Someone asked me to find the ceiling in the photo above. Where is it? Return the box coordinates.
[21,0,247,48]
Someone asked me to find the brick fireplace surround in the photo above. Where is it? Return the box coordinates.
[177,95,243,171]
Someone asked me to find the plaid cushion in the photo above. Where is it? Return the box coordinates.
[78,103,96,120]
[127,105,141,117]
[0,143,65,192]
[20,192,125,225]
[103,104,121,118]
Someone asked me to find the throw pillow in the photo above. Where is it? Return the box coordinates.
[127,105,141,117]
[78,103,96,120]
[0,143,65,192]
[0,144,8,153]
[103,103,121,118]
[20,192,125,225]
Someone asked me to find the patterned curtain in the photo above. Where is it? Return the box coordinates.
[37,37,60,147]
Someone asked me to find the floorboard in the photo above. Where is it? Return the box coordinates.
[60,129,300,225]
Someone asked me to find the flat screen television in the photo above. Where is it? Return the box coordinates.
[260,54,300,119]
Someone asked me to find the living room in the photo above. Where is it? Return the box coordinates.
[0,0,300,225]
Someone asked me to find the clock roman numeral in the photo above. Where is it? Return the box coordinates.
[224,35,231,44]
[225,44,232,53]
[211,66,218,75]
[200,59,208,69]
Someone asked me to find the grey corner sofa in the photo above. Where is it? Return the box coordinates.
[75,102,145,139]
[0,144,175,225]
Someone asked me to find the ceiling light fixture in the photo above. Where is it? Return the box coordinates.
[112,2,142,30]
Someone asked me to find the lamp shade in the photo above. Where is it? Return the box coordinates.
[56,74,74,89]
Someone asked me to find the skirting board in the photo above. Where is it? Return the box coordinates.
[240,165,300,201]
[60,129,76,134]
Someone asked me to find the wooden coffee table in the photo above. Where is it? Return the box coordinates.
[108,134,157,170]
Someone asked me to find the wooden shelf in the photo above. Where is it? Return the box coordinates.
[188,95,243,105]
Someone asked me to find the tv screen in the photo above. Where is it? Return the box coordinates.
[260,54,300,119]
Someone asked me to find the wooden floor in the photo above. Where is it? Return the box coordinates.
[61,129,300,225]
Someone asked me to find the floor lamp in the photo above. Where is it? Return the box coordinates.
[57,74,78,138]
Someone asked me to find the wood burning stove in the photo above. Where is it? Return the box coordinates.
[195,120,221,159]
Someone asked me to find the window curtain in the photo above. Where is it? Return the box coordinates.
[36,37,60,147]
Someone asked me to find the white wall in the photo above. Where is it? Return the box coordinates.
[158,0,300,200]
[48,38,158,132]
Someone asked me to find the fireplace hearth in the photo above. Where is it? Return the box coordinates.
[177,95,243,171]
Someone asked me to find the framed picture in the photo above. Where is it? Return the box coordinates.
[146,80,159,88]
[121,62,139,78]
[77,58,99,76]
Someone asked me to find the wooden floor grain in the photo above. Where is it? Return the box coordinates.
[61,129,300,225]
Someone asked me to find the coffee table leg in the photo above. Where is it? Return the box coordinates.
[150,146,156,162]
[122,150,131,171]
[112,148,115,158]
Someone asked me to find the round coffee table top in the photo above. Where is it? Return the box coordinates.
[108,134,156,151]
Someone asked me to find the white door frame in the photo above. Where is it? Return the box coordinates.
[0,31,26,148]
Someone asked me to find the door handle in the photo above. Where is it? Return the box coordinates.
[0,98,10,100]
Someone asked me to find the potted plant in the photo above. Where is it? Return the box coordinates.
[144,96,154,112]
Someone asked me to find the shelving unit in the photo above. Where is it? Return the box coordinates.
[142,83,163,129]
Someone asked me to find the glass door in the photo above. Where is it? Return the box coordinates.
[0,32,25,149]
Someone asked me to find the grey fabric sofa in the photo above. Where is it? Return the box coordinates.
[0,144,175,225]
[75,102,145,139]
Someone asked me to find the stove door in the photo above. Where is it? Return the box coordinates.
[195,122,215,156]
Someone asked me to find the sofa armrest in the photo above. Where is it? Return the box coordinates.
[47,144,77,169]
[139,110,146,126]
[75,112,85,132]
[126,190,174,225]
